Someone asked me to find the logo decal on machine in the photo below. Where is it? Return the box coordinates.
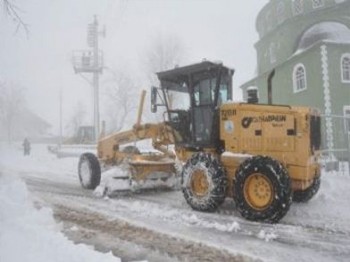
[242,117,254,128]
[241,115,287,128]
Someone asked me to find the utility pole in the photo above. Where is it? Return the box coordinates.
[72,15,105,142]
[90,16,101,141]
[59,85,63,148]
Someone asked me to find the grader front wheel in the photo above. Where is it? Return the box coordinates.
[78,153,101,190]
[234,156,292,223]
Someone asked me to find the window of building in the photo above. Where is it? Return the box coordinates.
[312,0,324,8]
[341,54,350,83]
[292,0,304,15]
[344,106,350,133]
[277,2,285,24]
[293,64,307,93]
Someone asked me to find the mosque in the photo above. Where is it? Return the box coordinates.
[241,0,350,158]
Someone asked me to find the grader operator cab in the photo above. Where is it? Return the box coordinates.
[152,60,321,223]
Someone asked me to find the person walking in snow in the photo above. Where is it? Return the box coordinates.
[23,138,31,156]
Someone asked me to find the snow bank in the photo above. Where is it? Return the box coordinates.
[0,143,78,177]
[0,172,120,262]
[286,166,350,230]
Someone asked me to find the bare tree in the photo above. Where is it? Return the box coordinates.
[0,81,25,142]
[1,0,28,34]
[143,32,186,86]
[103,69,139,133]
[142,32,186,121]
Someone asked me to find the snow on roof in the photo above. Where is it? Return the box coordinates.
[297,22,350,51]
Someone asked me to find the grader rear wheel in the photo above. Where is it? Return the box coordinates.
[182,152,227,212]
[234,156,292,223]
[243,173,274,211]
[293,176,321,203]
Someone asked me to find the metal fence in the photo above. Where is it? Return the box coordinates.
[320,114,350,175]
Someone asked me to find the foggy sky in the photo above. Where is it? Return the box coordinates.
[0,0,268,134]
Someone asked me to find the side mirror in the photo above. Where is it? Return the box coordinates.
[151,86,158,113]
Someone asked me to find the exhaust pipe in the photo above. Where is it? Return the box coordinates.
[267,69,275,105]
[247,87,258,104]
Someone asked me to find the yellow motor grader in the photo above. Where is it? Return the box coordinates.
[79,60,321,223]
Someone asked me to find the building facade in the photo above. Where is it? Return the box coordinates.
[241,0,350,157]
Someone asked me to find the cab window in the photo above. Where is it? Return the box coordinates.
[194,78,216,106]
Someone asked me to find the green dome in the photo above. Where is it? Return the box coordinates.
[256,0,349,39]
[296,21,350,51]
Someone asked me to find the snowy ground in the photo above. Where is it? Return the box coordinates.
[0,146,120,262]
[1,143,350,262]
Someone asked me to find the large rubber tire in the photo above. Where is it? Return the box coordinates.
[293,176,321,203]
[182,152,227,212]
[234,156,292,223]
[78,153,101,189]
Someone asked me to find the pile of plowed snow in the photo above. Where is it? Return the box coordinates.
[0,171,120,262]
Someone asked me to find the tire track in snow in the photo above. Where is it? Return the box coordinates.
[53,204,256,262]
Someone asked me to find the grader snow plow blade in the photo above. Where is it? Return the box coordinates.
[101,153,178,196]
[129,158,176,182]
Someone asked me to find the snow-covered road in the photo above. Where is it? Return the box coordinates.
[1,143,350,262]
